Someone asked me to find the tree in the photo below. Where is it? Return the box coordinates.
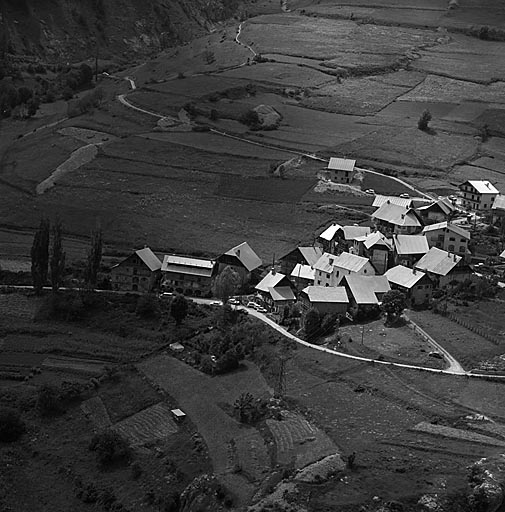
[170,294,188,325]
[381,289,407,324]
[50,217,66,292]
[30,217,50,294]
[418,109,432,131]
[234,392,254,423]
[26,96,40,117]
[0,407,25,442]
[85,226,102,287]
[212,266,240,303]
[79,63,94,86]
[304,307,321,341]
[17,86,33,104]
[135,294,160,318]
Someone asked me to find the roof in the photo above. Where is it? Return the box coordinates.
[342,225,372,241]
[255,270,288,293]
[302,286,349,303]
[417,197,456,216]
[357,231,393,250]
[327,157,356,172]
[372,203,422,227]
[319,223,342,241]
[162,255,214,277]
[298,246,323,266]
[268,286,296,301]
[415,247,461,276]
[422,221,470,240]
[313,252,338,274]
[460,180,499,195]
[135,248,162,271]
[385,265,428,289]
[492,195,505,211]
[393,235,429,255]
[333,252,372,273]
[344,275,390,305]
[224,242,262,272]
[500,249,505,259]
[291,263,315,281]
[373,195,413,209]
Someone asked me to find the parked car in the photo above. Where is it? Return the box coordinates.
[256,306,267,313]
[159,292,174,298]
[428,351,443,359]
[210,300,222,306]
[228,298,240,305]
[365,188,375,195]
[246,301,259,309]
[400,193,410,199]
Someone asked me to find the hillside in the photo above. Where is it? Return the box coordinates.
[0,0,241,62]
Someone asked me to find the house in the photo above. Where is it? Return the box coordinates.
[491,195,505,221]
[301,286,349,315]
[326,157,356,184]
[216,241,262,283]
[343,274,390,317]
[372,195,413,210]
[313,252,375,287]
[160,254,215,297]
[278,246,322,275]
[290,263,315,290]
[255,270,292,296]
[414,247,471,288]
[318,223,343,254]
[459,180,499,211]
[265,286,296,313]
[385,265,433,306]
[422,222,471,260]
[341,225,372,250]
[111,247,162,292]
[392,234,430,268]
[353,231,393,274]
[416,197,457,223]
[372,202,423,235]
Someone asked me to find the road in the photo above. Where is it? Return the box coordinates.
[191,298,501,380]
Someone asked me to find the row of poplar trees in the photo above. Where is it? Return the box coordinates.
[31,217,102,294]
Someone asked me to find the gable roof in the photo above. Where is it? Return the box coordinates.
[417,197,456,216]
[334,252,372,273]
[224,242,262,272]
[135,248,162,271]
[500,249,505,259]
[255,270,288,293]
[357,231,393,250]
[313,252,338,274]
[342,225,372,241]
[162,254,214,277]
[372,203,422,227]
[319,223,343,241]
[268,286,296,302]
[373,195,413,209]
[492,195,505,211]
[327,157,356,172]
[415,247,461,276]
[344,275,390,305]
[298,246,323,266]
[422,221,470,240]
[291,263,315,281]
[460,180,499,195]
[393,235,430,255]
[385,265,428,289]
[302,285,349,304]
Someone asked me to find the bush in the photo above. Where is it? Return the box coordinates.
[89,430,131,466]
[418,109,432,131]
[239,109,261,129]
[0,407,25,442]
[135,294,160,318]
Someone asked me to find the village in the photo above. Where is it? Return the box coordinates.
[109,157,505,343]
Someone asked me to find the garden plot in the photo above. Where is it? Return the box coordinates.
[399,75,505,105]
[0,293,42,320]
[112,402,178,446]
[442,102,488,123]
[379,101,457,120]
[58,127,117,145]
[42,356,107,377]
[482,137,505,160]
[267,410,337,469]
[81,396,112,430]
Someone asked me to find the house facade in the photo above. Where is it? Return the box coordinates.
[278,246,322,275]
[353,231,392,275]
[459,180,499,211]
[414,247,470,288]
[301,286,349,315]
[417,198,456,223]
[161,255,215,296]
[313,252,375,287]
[392,234,430,268]
[318,224,343,254]
[372,202,423,235]
[422,222,471,260]
[385,265,432,306]
[290,263,315,291]
[326,157,356,184]
[343,274,390,317]
[111,247,162,293]
[216,241,262,284]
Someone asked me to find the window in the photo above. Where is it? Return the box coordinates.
[448,244,455,252]
[484,204,487,209]
[460,239,466,243]
[459,246,465,253]
[364,269,367,274]
[317,280,321,285]
[325,283,329,287]
[133,268,138,275]
[449,237,455,241]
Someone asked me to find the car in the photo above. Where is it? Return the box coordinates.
[210,300,222,306]
[159,292,174,298]
[246,301,259,309]
[428,351,443,359]
[399,193,410,199]
[256,306,267,313]
[365,188,375,195]
[228,298,240,305]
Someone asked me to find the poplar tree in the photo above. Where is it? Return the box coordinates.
[30,218,50,294]
[50,218,66,292]
[85,226,103,287]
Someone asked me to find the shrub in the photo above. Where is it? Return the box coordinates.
[135,294,160,319]
[418,109,432,131]
[62,87,74,100]
[89,430,131,466]
[0,407,25,442]
[239,109,261,129]
[37,384,62,416]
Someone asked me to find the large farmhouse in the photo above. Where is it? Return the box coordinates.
[161,255,215,296]
[459,180,498,211]
[111,247,162,293]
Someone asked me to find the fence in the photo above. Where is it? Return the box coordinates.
[446,312,502,346]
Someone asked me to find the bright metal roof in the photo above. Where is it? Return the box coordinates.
[291,263,315,281]
[342,225,371,241]
[422,222,470,240]
[361,231,393,250]
[255,270,288,293]
[319,224,343,241]
[135,247,162,271]
[492,194,505,211]
[393,235,430,255]
[224,242,262,272]
[344,275,390,305]
[373,195,413,209]
[313,252,338,274]
[333,252,371,273]
[268,286,296,301]
[461,180,499,194]
[327,157,356,172]
[302,285,349,303]
[372,203,422,227]
[385,265,427,289]
[415,247,461,276]
[162,254,215,277]
[298,246,323,266]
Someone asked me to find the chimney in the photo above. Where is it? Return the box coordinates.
[453,254,457,262]
[413,268,416,274]
[271,267,276,275]
[401,214,405,219]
